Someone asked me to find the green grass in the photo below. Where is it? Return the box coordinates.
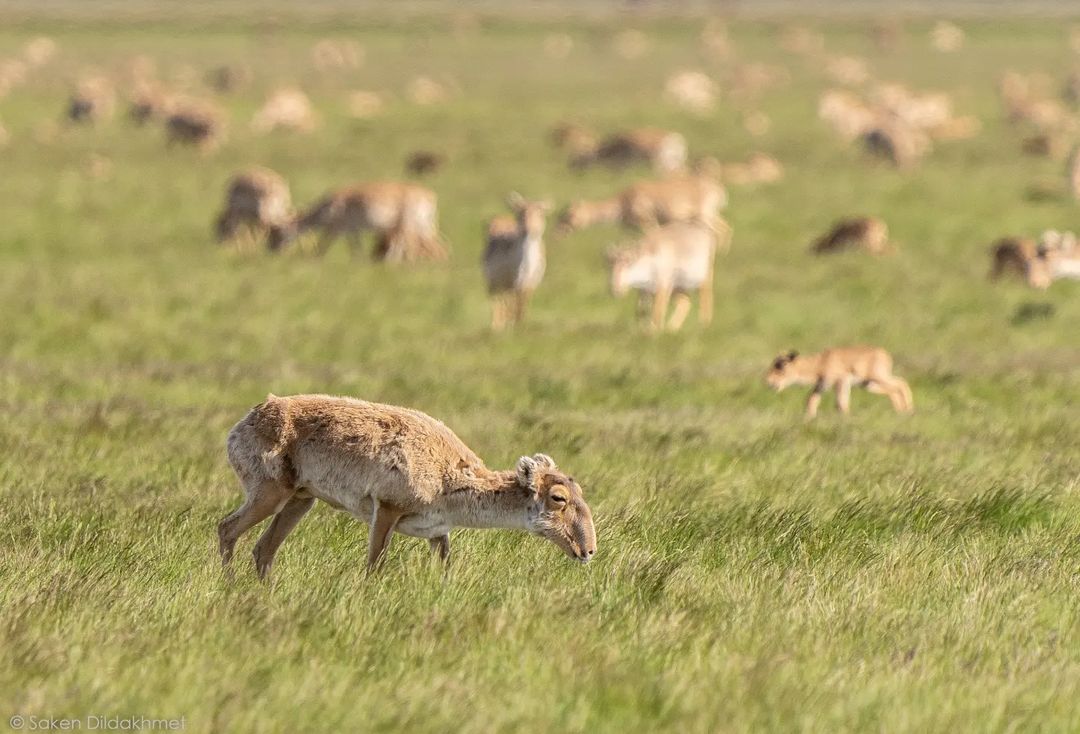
[1,9,1079,733]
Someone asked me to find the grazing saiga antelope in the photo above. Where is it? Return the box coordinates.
[988,236,1051,289]
[568,127,687,173]
[766,347,914,420]
[220,394,597,579]
[215,167,292,247]
[810,217,892,255]
[607,221,726,332]
[67,77,115,124]
[482,193,552,330]
[557,175,727,236]
[165,102,223,152]
[269,182,447,262]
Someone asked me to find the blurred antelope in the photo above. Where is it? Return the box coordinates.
[482,193,552,330]
[558,175,727,236]
[766,347,914,420]
[215,167,292,248]
[988,237,1051,289]
[811,217,892,255]
[252,87,316,133]
[567,127,687,173]
[165,102,223,152]
[221,394,596,579]
[128,82,173,126]
[607,221,726,332]
[269,182,446,262]
[67,77,115,124]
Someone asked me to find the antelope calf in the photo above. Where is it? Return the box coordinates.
[568,127,687,173]
[165,102,223,152]
[220,394,596,579]
[482,193,551,330]
[215,167,292,247]
[766,347,914,420]
[557,175,727,236]
[811,217,891,255]
[607,221,726,332]
[269,181,447,262]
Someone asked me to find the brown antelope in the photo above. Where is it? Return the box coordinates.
[220,394,596,579]
[766,347,914,420]
[567,127,687,173]
[215,167,292,247]
[404,150,445,176]
[269,182,447,262]
[607,221,726,332]
[482,193,552,330]
[988,237,1051,289]
[557,175,727,236]
[165,102,223,151]
[811,217,891,255]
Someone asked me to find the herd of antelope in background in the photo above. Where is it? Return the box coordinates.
[2,20,1077,424]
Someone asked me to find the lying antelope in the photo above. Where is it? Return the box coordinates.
[766,347,914,420]
[607,221,726,332]
[165,102,223,152]
[557,175,726,236]
[482,193,551,330]
[215,167,292,247]
[988,236,1051,289]
[568,127,687,173]
[811,217,891,255]
[269,182,447,262]
[220,394,596,579]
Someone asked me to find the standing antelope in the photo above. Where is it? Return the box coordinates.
[482,193,552,330]
[215,167,292,247]
[568,127,687,173]
[557,175,727,236]
[269,182,447,262]
[810,217,892,254]
[220,394,597,579]
[607,221,726,332]
[766,347,914,420]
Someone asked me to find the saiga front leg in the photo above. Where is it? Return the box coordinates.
[804,379,825,421]
[367,500,405,572]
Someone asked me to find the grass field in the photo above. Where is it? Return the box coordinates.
[1,6,1079,732]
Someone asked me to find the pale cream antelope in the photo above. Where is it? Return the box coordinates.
[766,347,914,420]
[557,175,727,236]
[220,394,597,579]
[251,87,316,133]
[607,221,726,332]
[269,181,447,262]
[215,167,292,249]
[482,193,552,330]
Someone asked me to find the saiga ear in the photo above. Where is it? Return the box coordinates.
[517,455,539,490]
[506,191,526,211]
[787,350,799,361]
